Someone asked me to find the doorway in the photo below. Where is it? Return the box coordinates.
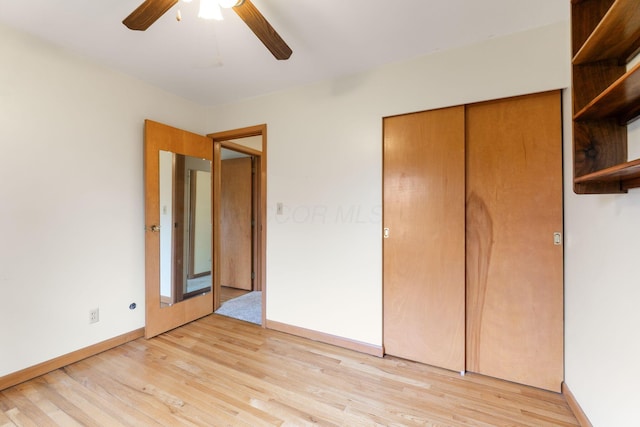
[208,125,266,326]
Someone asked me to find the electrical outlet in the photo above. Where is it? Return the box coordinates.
[89,308,99,324]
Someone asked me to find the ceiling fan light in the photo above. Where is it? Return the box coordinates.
[218,0,239,8]
[198,0,223,20]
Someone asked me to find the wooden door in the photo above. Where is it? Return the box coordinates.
[144,120,214,338]
[383,106,466,372]
[220,157,253,290]
[465,91,563,392]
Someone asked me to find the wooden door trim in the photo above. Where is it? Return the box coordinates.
[209,124,265,140]
[251,157,259,293]
[207,125,266,326]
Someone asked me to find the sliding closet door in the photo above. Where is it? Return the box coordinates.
[466,91,563,392]
[383,106,465,372]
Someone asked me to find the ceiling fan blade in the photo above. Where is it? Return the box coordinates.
[233,0,292,60]
[123,0,179,31]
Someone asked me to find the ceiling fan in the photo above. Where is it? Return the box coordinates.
[123,0,292,60]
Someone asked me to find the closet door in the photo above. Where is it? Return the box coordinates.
[466,91,563,392]
[383,106,465,372]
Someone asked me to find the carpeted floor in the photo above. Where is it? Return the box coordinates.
[214,291,262,325]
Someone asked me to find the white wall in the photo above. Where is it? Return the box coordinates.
[206,22,570,346]
[0,24,207,376]
[563,80,640,426]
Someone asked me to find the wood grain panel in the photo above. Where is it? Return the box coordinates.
[232,0,292,60]
[221,157,253,290]
[573,118,627,194]
[571,0,629,194]
[574,157,640,182]
[383,106,465,372]
[144,120,214,338]
[573,0,640,64]
[465,91,564,392]
[574,62,640,123]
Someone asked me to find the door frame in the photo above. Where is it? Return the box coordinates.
[208,125,266,324]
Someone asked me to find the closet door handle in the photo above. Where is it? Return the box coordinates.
[383,228,390,239]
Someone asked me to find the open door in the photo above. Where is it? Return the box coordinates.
[208,125,266,319]
[144,120,214,338]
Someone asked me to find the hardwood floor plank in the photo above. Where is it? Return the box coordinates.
[34,373,122,427]
[0,314,579,426]
[120,345,283,426]
[10,383,81,427]
[67,359,180,426]
[0,388,57,427]
[0,412,17,427]
[91,348,249,426]
[59,363,167,426]
[4,407,39,427]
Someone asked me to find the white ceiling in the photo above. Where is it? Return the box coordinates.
[0,1,568,106]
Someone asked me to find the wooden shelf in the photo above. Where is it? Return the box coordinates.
[574,158,640,190]
[572,0,640,194]
[573,0,640,65]
[573,61,640,123]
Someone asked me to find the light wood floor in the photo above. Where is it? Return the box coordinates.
[0,315,579,426]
